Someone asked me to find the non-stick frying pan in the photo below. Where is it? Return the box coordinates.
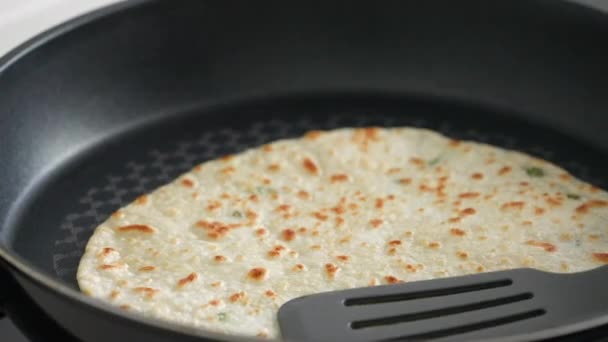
[2,0,608,341]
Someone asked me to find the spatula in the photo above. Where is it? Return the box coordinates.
[278,265,608,341]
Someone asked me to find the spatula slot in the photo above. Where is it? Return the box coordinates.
[350,292,533,329]
[382,309,546,341]
[344,279,513,307]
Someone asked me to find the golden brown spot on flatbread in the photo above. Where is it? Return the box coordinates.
[369,218,383,228]
[501,201,525,211]
[589,234,601,241]
[214,255,227,263]
[207,200,222,211]
[450,228,466,236]
[386,168,402,175]
[330,174,349,183]
[388,240,402,246]
[534,207,546,215]
[111,210,124,219]
[399,178,412,185]
[267,245,286,258]
[384,275,402,284]
[302,158,319,175]
[275,204,291,212]
[375,198,384,209]
[116,224,155,234]
[99,264,120,270]
[335,216,345,227]
[324,263,340,279]
[255,228,268,237]
[471,172,484,180]
[177,273,198,288]
[248,267,268,281]
[456,251,468,260]
[195,220,240,240]
[526,240,557,252]
[448,140,461,147]
[498,166,512,176]
[409,158,425,167]
[229,291,246,303]
[545,196,563,207]
[293,264,305,272]
[576,200,608,215]
[458,192,480,199]
[221,154,234,162]
[281,229,296,242]
[136,195,148,205]
[312,211,329,221]
[209,299,223,306]
[138,266,156,272]
[592,253,608,263]
[404,264,417,273]
[267,163,281,172]
[181,178,194,188]
[352,127,381,151]
[133,287,159,298]
[297,190,310,200]
[428,241,441,249]
[461,208,476,216]
[335,255,350,262]
[221,166,235,175]
[98,247,115,258]
[304,130,323,140]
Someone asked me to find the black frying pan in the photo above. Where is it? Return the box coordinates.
[1,0,608,341]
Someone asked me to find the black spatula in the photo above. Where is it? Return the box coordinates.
[278,266,608,341]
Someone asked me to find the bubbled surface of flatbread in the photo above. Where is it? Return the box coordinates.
[77,127,608,339]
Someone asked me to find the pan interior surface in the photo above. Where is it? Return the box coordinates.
[3,94,608,289]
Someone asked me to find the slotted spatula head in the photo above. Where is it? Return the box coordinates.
[278,266,608,341]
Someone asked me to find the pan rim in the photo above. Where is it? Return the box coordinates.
[1,0,608,341]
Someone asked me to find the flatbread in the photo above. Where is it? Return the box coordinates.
[77,127,608,339]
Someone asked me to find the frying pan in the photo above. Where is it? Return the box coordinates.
[1,0,608,341]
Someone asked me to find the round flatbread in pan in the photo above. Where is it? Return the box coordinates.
[77,127,608,338]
